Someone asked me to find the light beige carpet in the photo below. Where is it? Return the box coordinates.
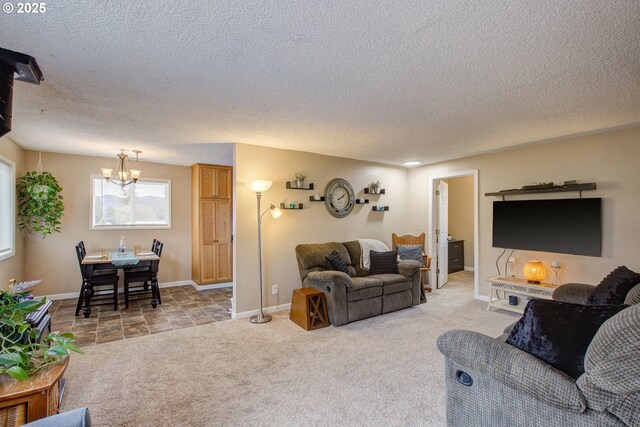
[61,272,518,426]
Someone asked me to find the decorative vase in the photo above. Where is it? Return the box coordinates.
[296,180,303,188]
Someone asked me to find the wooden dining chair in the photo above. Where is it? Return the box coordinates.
[123,241,163,309]
[74,241,119,316]
[391,233,433,295]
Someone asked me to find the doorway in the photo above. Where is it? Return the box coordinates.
[427,170,480,299]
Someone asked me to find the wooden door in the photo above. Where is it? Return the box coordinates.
[200,167,216,199]
[214,200,232,281]
[200,200,216,282]
[215,168,232,199]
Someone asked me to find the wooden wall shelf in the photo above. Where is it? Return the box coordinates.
[364,188,385,195]
[309,196,325,202]
[372,206,389,211]
[286,182,314,190]
[485,183,596,198]
[280,203,304,210]
[356,199,369,204]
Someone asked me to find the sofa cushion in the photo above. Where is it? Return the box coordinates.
[342,240,369,277]
[624,283,640,305]
[296,242,352,279]
[506,299,627,379]
[369,250,399,275]
[397,245,424,267]
[382,280,413,295]
[349,276,383,290]
[577,305,640,419]
[325,250,348,273]
[368,273,407,285]
[347,286,383,302]
[347,277,383,302]
[587,266,640,305]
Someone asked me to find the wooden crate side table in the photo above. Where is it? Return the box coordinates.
[290,288,329,330]
[0,358,68,426]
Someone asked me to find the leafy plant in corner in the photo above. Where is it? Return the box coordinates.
[0,291,82,380]
[17,171,64,237]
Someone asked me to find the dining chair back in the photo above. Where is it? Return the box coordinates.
[123,241,163,309]
[74,242,119,317]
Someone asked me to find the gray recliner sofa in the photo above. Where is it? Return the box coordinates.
[295,241,421,326]
[437,284,640,426]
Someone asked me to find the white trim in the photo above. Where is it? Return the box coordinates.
[0,154,15,262]
[232,303,291,320]
[35,279,233,300]
[192,282,233,291]
[464,266,475,272]
[89,174,172,230]
[428,169,481,301]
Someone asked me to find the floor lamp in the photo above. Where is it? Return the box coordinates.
[246,180,282,324]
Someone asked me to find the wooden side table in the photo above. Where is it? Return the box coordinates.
[0,358,68,426]
[290,288,329,330]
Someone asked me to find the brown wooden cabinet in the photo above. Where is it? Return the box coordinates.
[0,358,68,426]
[192,164,233,285]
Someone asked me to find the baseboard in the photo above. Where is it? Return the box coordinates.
[232,303,291,320]
[464,266,475,272]
[474,294,490,302]
[192,282,233,291]
[39,280,206,300]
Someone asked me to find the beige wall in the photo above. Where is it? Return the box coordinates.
[21,151,192,295]
[444,176,474,268]
[0,136,25,287]
[234,144,407,314]
[407,126,640,297]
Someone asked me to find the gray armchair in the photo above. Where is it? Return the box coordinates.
[553,282,640,306]
[437,304,640,426]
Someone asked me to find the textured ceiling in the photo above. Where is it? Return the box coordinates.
[1,0,639,166]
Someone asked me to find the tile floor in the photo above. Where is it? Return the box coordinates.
[49,285,232,347]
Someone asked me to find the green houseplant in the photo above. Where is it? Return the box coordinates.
[0,290,82,380]
[17,171,64,237]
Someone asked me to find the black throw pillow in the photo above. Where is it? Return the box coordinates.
[325,250,348,274]
[506,299,627,379]
[369,250,399,275]
[587,266,640,305]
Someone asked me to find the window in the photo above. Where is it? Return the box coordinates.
[0,155,15,261]
[90,175,171,229]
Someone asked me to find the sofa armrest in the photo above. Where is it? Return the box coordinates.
[398,260,421,305]
[437,329,587,412]
[398,259,420,277]
[24,408,91,427]
[304,271,351,326]
[552,283,595,305]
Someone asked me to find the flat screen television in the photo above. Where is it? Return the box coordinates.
[492,198,602,256]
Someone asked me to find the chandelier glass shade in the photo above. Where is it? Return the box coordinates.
[101,150,141,187]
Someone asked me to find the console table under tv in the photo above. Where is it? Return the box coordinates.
[486,276,560,314]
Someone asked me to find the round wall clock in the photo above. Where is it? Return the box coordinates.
[324,178,356,218]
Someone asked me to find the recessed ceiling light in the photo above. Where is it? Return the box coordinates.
[403,161,420,166]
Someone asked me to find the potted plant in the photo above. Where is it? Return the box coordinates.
[0,286,81,381]
[370,180,382,193]
[295,173,306,189]
[17,171,64,238]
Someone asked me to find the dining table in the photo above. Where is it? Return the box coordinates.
[81,250,160,317]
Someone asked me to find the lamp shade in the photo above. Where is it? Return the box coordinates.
[523,260,547,284]
[247,180,273,193]
[271,206,283,219]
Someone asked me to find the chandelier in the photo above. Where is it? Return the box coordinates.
[101,149,142,187]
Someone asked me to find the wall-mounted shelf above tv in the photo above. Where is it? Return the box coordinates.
[485,183,596,199]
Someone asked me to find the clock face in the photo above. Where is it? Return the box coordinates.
[324,178,355,218]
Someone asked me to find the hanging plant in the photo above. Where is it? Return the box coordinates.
[17,171,64,237]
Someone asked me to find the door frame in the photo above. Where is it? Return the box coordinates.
[427,169,481,300]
